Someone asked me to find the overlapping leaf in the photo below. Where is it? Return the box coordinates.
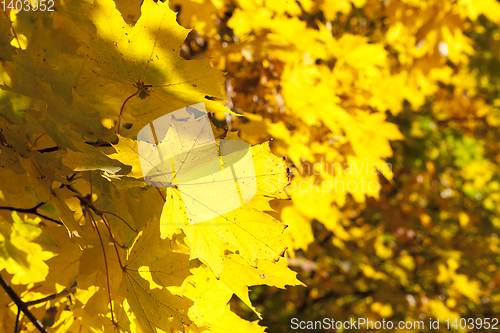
[0,0,302,332]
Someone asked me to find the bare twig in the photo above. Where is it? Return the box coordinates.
[25,285,77,306]
[0,274,48,333]
[0,203,63,225]
[14,308,20,333]
[88,212,116,325]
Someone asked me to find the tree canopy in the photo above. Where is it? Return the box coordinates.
[1,0,500,332]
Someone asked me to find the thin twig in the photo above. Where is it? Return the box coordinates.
[88,212,116,325]
[14,308,20,333]
[77,194,137,233]
[0,274,48,333]
[89,171,92,198]
[99,213,124,268]
[156,187,166,203]
[0,204,63,225]
[101,210,138,233]
[30,134,47,150]
[25,285,77,306]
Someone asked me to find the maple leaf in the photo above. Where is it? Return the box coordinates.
[169,0,227,36]
[8,0,500,331]
[0,2,303,329]
[63,0,228,136]
[179,263,268,333]
[117,221,193,333]
[107,135,145,179]
[0,213,55,285]
[219,254,304,318]
[107,129,290,275]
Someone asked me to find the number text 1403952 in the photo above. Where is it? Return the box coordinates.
[1,0,54,11]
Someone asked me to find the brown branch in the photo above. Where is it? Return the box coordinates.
[77,195,137,233]
[101,211,138,233]
[88,211,116,325]
[14,308,20,333]
[0,203,63,225]
[25,285,77,306]
[0,274,48,333]
[99,213,124,268]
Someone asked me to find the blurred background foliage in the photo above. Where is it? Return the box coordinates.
[168,0,500,331]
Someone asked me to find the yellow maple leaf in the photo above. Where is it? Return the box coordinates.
[0,213,55,285]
